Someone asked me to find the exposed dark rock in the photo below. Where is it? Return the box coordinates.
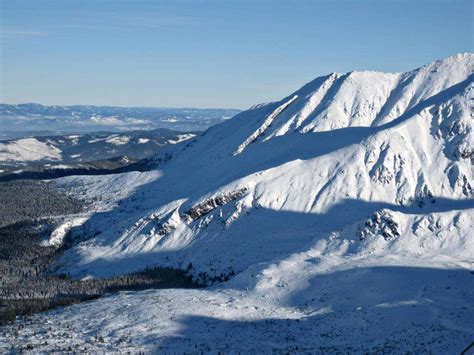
[182,188,249,223]
[359,209,401,241]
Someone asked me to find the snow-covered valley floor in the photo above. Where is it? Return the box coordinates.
[1,253,473,353]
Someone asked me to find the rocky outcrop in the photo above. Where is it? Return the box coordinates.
[359,209,401,241]
[182,188,249,223]
[233,95,298,155]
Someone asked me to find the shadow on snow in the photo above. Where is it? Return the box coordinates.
[153,266,474,353]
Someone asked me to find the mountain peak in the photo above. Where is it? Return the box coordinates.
[55,54,473,282]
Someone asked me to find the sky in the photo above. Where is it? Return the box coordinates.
[0,0,472,109]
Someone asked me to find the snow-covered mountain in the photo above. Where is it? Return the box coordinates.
[56,53,473,279]
[3,54,472,352]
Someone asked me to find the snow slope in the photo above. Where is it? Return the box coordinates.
[2,260,473,353]
[56,53,473,279]
[0,138,62,162]
[2,54,473,352]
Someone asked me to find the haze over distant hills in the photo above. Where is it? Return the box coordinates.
[0,103,241,140]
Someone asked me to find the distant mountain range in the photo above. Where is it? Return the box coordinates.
[0,129,196,180]
[0,103,241,140]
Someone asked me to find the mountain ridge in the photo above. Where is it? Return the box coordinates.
[48,53,473,281]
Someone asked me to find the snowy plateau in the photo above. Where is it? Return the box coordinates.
[1,54,474,353]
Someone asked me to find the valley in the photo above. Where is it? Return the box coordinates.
[0,180,196,329]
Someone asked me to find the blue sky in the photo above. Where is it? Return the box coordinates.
[1,0,472,109]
